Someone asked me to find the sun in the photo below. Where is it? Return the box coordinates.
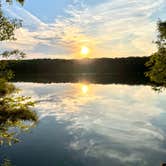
[80,46,90,57]
[81,85,89,94]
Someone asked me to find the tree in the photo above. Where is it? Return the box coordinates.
[0,0,38,148]
[0,0,24,41]
[145,20,166,87]
[0,0,25,94]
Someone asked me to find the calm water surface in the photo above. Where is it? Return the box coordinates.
[1,82,166,166]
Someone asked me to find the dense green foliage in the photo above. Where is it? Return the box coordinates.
[146,20,166,87]
[0,95,37,145]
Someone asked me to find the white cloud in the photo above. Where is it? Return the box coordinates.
[1,0,165,58]
[14,82,166,164]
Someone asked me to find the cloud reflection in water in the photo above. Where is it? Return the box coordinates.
[15,83,166,165]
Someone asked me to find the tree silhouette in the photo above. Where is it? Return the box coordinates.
[146,20,166,88]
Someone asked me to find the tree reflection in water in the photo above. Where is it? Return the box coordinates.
[0,95,38,145]
[1,158,13,166]
[0,80,38,166]
[0,84,38,165]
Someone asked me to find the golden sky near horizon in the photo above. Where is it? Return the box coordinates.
[1,0,166,59]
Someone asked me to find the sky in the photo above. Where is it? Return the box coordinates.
[1,0,166,59]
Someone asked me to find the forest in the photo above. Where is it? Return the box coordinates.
[8,57,150,75]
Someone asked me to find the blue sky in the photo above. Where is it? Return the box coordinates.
[23,0,71,23]
[23,0,109,22]
[1,0,166,59]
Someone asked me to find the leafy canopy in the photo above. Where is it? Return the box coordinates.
[145,20,166,87]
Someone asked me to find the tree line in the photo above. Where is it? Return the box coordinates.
[8,57,150,75]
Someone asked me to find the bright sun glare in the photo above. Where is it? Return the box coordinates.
[81,84,89,94]
[80,46,90,57]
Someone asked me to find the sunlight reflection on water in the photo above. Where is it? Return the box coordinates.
[81,84,89,94]
[13,83,166,165]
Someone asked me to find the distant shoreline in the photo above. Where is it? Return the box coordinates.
[6,56,151,85]
[8,56,150,74]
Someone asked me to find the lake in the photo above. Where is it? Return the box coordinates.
[1,79,166,166]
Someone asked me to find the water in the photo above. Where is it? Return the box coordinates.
[1,82,166,166]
